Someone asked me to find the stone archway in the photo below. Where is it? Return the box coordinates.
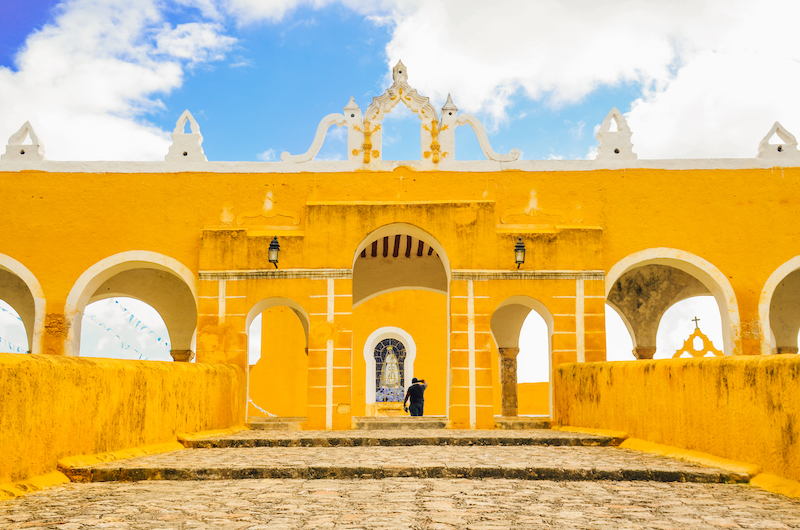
[606,248,740,357]
[490,296,554,417]
[759,256,800,355]
[0,254,45,354]
[65,251,197,359]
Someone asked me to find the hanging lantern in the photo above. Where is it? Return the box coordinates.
[514,237,525,269]
[268,236,280,268]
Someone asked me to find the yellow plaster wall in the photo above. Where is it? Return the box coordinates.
[554,356,800,482]
[3,167,799,358]
[518,382,550,416]
[352,290,448,417]
[248,306,308,417]
[0,353,245,484]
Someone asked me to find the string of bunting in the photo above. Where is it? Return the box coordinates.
[85,299,171,360]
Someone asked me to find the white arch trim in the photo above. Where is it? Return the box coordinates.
[64,251,198,357]
[363,326,417,405]
[245,296,311,347]
[606,248,740,356]
[353,285,447,310]
[351,223,451,281]
[758,256,800,356]
[0,254,45,354]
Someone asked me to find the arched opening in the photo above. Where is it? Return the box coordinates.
[0,255,44,354]
[604,303,635,361]
[65,252,197,359]
[246,297,309,418]
[80,297,172,361]
[655,296,723,358]
[606,249,739,358]
[0,300,28,353]
[490,296,554,418]
[760,257,800,355]
[352,224,449,417]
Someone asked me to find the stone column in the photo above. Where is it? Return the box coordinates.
[633,346,656,360]
[170,350,196,362]
[499,347,519,417]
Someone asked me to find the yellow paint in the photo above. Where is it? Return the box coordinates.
[554,356,800,482]
[57,442,185,470]
[248,305,308,417]
[1,164,798,434]
[620,438,760,477]
[353,290,448,417]
[177,425,249,444]
[0,472,70,501]
[0,353,245,484]
[751,473,800,499]
[552,425,629,440]
[517,382,549,416]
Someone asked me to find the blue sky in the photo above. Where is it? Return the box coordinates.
[0,0,793,370]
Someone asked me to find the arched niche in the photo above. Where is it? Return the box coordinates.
[362,326,417,406]
[351,223,450,308]
[606,248,740,356]
[0,254,44,354]
[65,251,197,358]
[760,256,800,355]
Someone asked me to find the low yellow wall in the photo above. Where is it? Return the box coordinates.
[0,353,245,483]
[517,382,550,416]
[554,356,800,482]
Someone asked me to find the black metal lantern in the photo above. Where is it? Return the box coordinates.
[514,237,525,268]
[268,236,280,268]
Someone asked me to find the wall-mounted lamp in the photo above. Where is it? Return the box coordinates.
[268,236,280,268]
[514,237,525,269]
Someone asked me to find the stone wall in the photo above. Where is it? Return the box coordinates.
[554,356,800,482]
[0,353,245,483]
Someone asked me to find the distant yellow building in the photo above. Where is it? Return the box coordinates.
[1,62,799,431]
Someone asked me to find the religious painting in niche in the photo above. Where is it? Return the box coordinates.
[374,338,406,402]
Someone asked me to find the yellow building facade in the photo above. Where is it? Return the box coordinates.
[1,63,799,430]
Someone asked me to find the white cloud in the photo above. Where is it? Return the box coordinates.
[0,0,235,161]
[375,0,800,157]
[257,148,276,161]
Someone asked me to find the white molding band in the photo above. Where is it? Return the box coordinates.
[200,269,353,281]
[1,158,799,174]
[453,270,605,281]
[758,255,800,356]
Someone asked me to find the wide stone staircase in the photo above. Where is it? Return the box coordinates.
[60,418,747,485]
[7,418,800,530]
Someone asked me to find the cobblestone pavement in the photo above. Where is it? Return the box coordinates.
[68,446,745,483]
[2,478,799,529]
[191,430,619,448]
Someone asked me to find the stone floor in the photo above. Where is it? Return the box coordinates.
[2,429,799,529]
[2,478,800,529]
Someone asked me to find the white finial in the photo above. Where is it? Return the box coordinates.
[442,93,458,113]
[165,110,206,162]
[393,60,408,84]
[757,121,800,160]
[596,107,636,161]
[1,121,45,161]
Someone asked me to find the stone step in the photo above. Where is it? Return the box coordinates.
[246,417,305,431]
[184,429,624,448]
[63,445,749,484]
[495,417,551,429]
[352,416,447,430]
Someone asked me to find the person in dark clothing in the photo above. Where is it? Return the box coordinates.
[403,377,427,417]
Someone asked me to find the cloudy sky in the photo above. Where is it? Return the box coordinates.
[2,0,771,371]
